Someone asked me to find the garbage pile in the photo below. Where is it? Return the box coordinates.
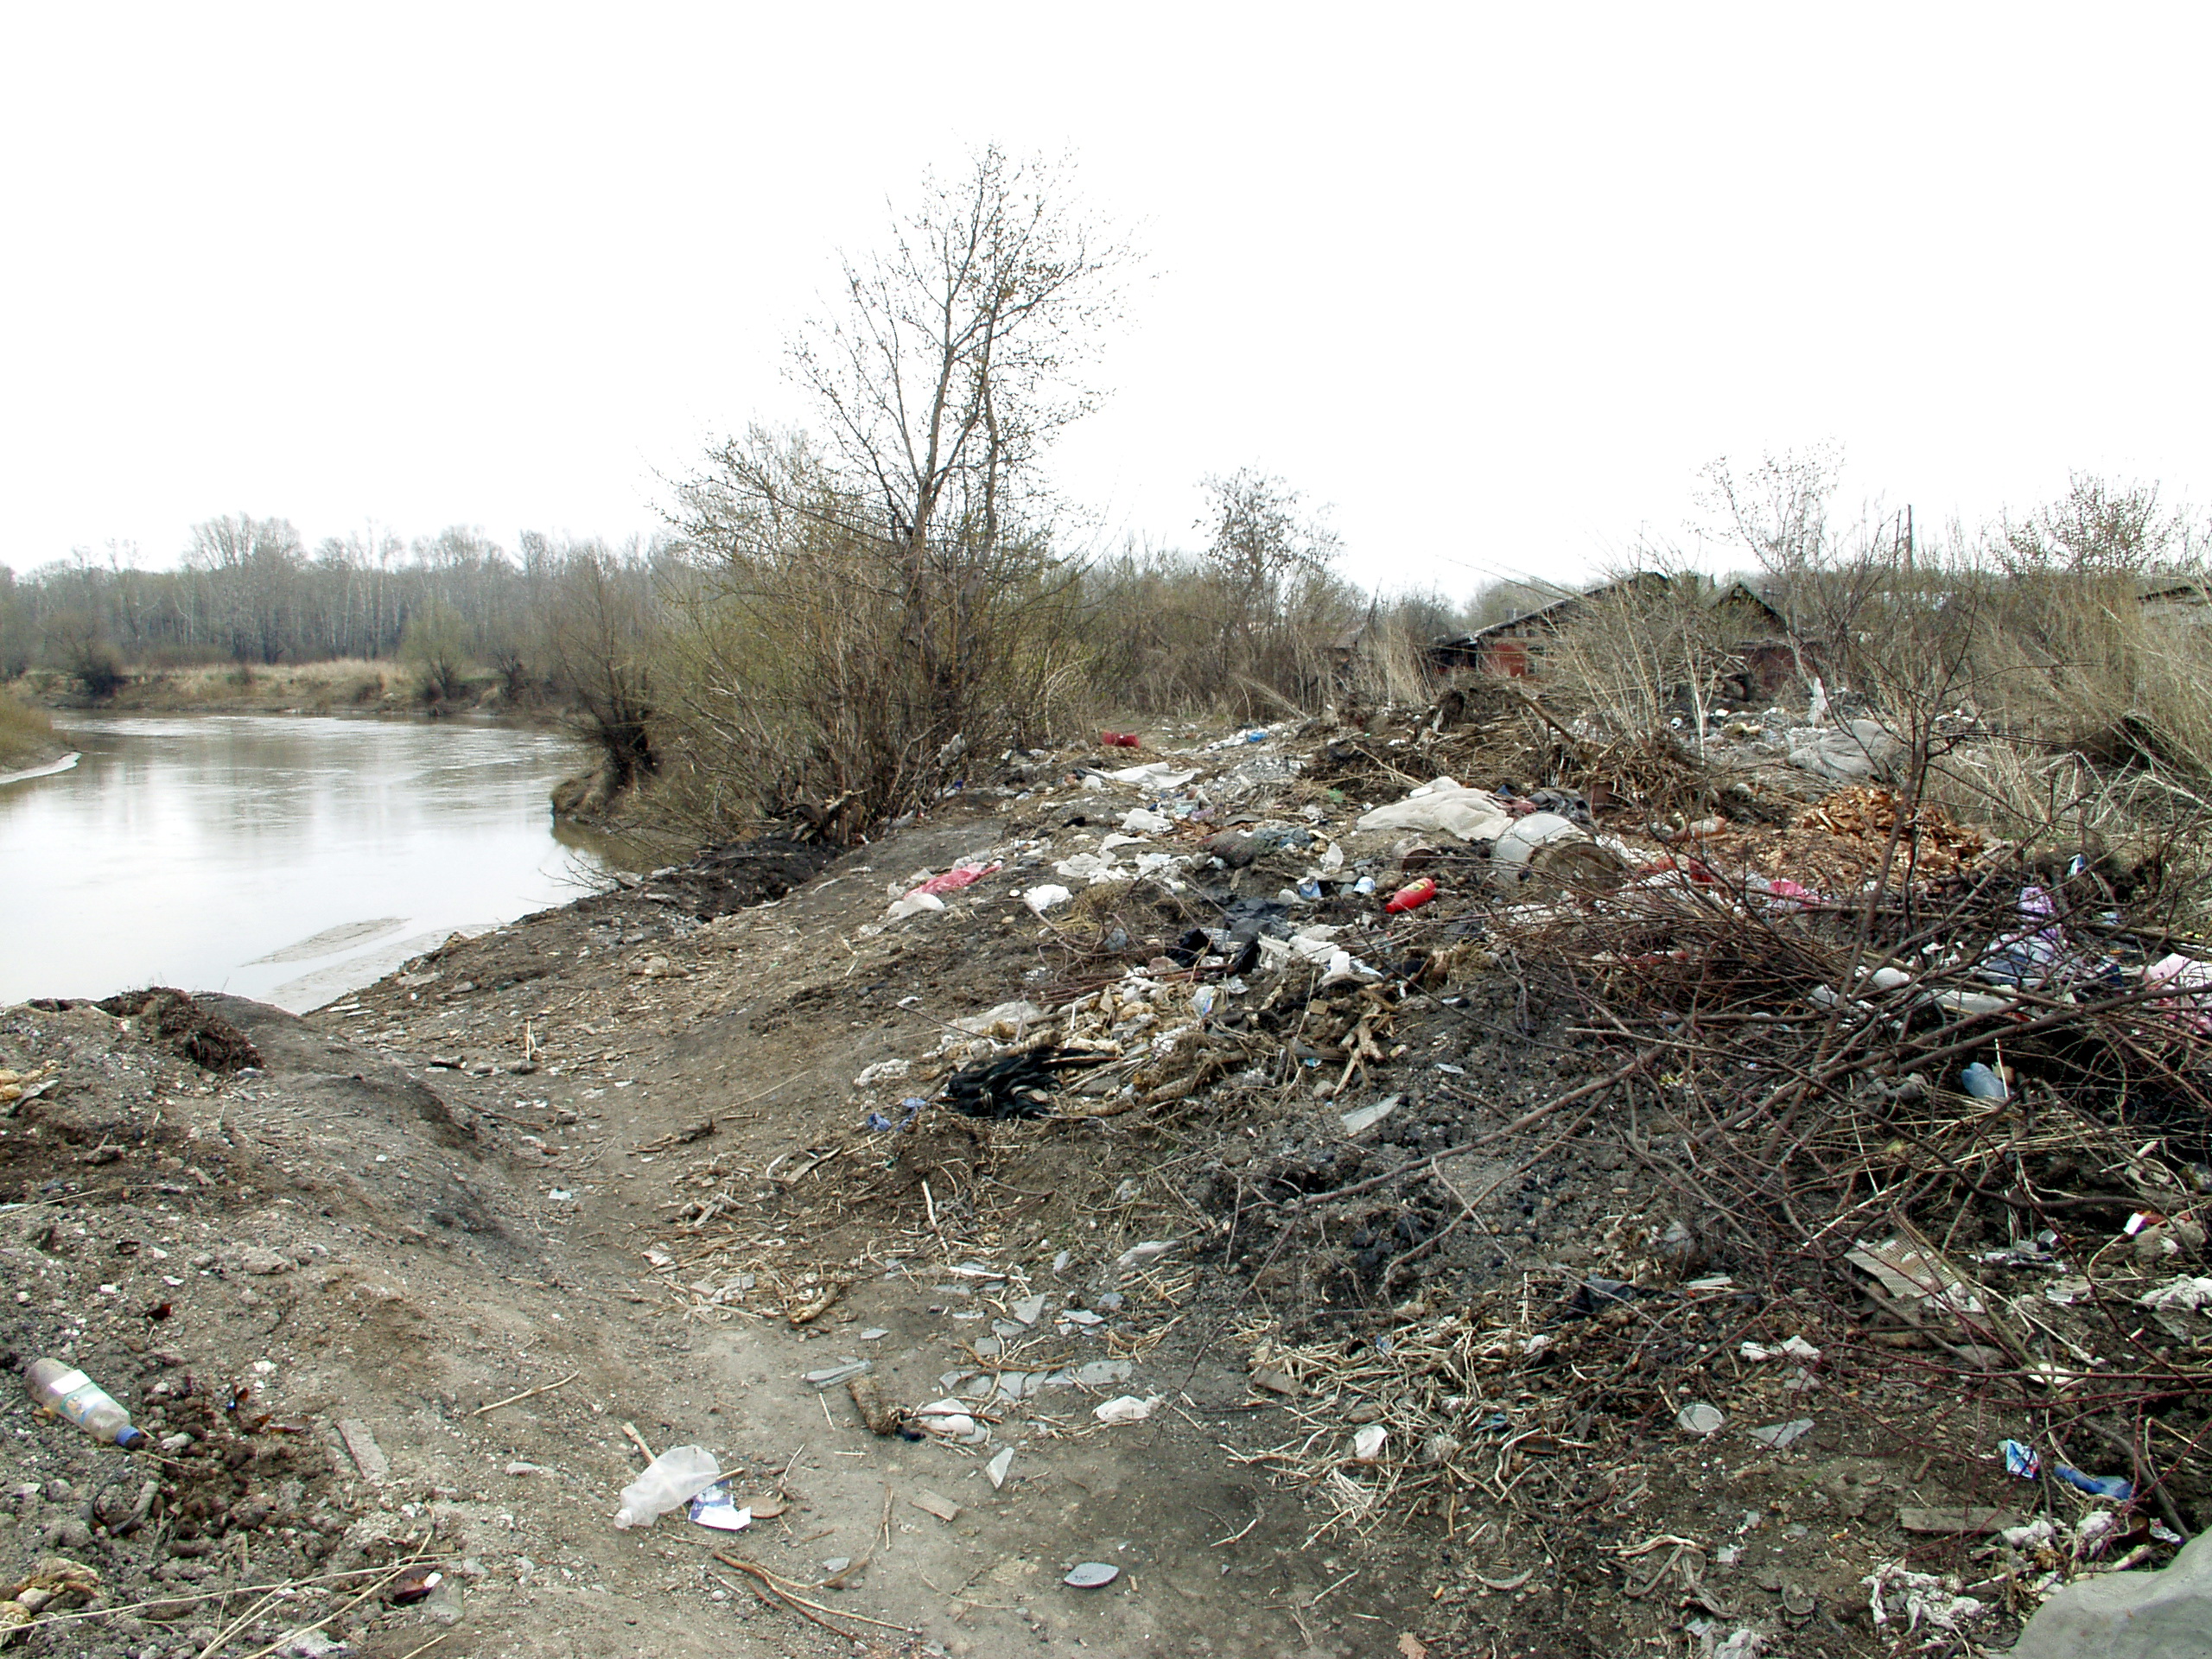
[654,702,2212,1651]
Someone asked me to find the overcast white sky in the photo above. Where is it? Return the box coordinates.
[3,5,2207,597]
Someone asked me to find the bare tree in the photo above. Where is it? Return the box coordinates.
[1193,468,1347,709]
[186,514,305,664]
[662,150,1129,834]
[785,145,1127,728]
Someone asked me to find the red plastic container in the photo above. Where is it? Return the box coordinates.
[1100,732,1141,748]
[1384,877,1438,914]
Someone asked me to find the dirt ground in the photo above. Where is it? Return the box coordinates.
[5,708,2195,1657]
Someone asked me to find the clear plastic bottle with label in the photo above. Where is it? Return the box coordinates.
[24,1357,149,1448]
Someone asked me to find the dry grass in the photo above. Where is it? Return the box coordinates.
[0,689,57,769]
[124,658,410,709]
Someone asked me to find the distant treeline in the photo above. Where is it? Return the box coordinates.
[0,518,665,689]
[0,501,1472,720]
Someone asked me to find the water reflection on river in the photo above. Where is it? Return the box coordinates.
[2,714,623,1011]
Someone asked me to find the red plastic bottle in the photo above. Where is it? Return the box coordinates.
[1385,878,1438,913]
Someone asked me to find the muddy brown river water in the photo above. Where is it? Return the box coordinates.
[0,712,619,1010]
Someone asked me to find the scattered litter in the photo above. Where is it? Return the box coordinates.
[613,1444,721,1529]
[1351,1425,1387,1462]
[1116,1240,1175,1271]
[1676,1402,1726,1435]
[2145,951,2212,1033]
[1065,1561,1121,1588]
[1094,1395,1160,1424]
[1738,1336,1821,1363]
[885,891,946,922]
[2000,1516,2058,1550]
[2141,1276,2212,1313]
[1023,885,1073,914]
[1339,1096,1399,1135]
[1845,1236,1985,1315]
[1384,878,1438,914]
[1355,779,1511,842]
[1746,1418,1814,1450]
[23,1357,151,1449]
[1695,1630,1768,1659]
[1491,811,1618,891]
[1863,1560,1984,1634]
[859,1328,890,1341]
[2055,1465,2134,1501]
[803,1360,871,1388]
[912,861,1000,897]
[2001,1439,2042,1478]
[912,1400,980,1439]
[986,1446,1014,1490]
[1104,763,1197,787]
[688,1481,753,1532]
[1897,1506,2021,1535]
[277,1630,350,1658]
[852,1058,911,1088]
[912,1491,961,1522]
[1788,718,1902,783]
[1960,1062,2009,1101]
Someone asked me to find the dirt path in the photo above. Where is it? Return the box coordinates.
[2,799,1431,1659]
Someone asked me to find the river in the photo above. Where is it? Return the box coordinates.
[1,713,621,1012]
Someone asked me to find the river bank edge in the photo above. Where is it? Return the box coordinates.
[8,659,575,724]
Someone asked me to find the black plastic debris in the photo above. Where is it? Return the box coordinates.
[1561,1276,1649,1320]
[943,1047,1114,1120]
[1166,927,1212,968]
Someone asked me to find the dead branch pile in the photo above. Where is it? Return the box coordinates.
[1227,795,2212,1630]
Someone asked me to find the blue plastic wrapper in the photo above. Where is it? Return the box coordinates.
[864,1096,926,1133]
[1960,1062,2010,1102]
[689,1480,753,1531]
[2000,1439,2040,1478]
[2054,1464,2133,1501]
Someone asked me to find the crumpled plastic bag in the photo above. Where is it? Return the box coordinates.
[2140,1276,2212,1313]
[1786,719,1902,782]
[613,1445,722,1529]
[2145,952,2212,1033]
[912,861,1000,896]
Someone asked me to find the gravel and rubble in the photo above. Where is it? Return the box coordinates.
[8,701,2212,1656]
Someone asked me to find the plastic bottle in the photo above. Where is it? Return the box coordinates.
[613,1444,721,1529]
[24,1358,149,1448]
[1385,877,1438,914]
